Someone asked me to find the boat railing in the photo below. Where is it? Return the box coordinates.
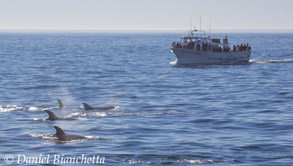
[172,41,251,53]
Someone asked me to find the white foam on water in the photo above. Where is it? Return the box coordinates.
[0,105,25,112]
[85,136,100,140]
[32,118,46,121]
[250,59,293,63]
[178,159,214,164]
[85,112,107,117]
[27,107,39,111]
[73,117,88,120]
[28,134,57,140]
[66,112,81,117]
[169,61,177,65]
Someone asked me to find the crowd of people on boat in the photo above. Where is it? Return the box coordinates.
[233,44,251,52]
[212,45,231,52]
[172,41,251,52]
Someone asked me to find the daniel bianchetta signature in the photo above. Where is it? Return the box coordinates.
[3,154,105,165]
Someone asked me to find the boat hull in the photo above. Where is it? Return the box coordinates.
[171,48,251,65]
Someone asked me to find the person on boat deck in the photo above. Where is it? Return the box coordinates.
[247,43,251,50]
[172,41,176,47]
[189,41,194,49]
[204,43,208,51]
[208,43,211,51]
[233,45,236,52]
[183,39,189,46]
[202,43,205,51]
[243,44,247,51]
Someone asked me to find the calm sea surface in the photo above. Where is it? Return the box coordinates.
[0,32,292,165]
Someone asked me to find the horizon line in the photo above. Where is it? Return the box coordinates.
[0,28,293,33]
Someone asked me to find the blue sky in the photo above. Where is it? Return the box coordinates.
[0,0,292,30]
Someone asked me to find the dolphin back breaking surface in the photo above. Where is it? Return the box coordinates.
[58,99,64,108]
[53,126,87,141]
[44,110,77,121]
[82,103,115,111]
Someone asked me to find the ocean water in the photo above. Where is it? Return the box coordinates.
[0,32,292,166]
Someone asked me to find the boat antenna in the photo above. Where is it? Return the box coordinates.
[209,15,211,38]
[198,0,202,35]
[199,14,202,32]
[190,9,193,32]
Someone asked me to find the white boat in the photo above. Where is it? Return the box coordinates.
[171,29,252,65]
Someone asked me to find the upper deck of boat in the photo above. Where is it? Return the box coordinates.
[172,29,251,52]
[180,29,230,46]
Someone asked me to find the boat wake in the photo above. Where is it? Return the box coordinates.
[170,59,293,67]
[250,59,293,64]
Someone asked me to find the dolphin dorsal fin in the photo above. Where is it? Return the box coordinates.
[82,103,93,110]
[54,126,65,136]
[44,110,58,120]
[58,99,64,108]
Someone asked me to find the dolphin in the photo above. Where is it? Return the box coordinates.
[53,126,87,141]
[44,110,76,121]
[58,99,64,108]
[82,103,115,111]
